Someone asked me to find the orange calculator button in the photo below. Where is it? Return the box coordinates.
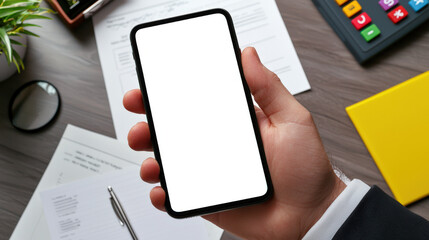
[343,1,362,18]
[336,0,349,6]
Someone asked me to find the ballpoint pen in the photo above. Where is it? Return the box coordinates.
[108,186,139,240]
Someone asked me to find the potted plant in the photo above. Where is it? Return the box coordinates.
[0,0,52,81]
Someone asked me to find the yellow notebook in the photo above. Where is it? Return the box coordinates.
[346,71,429,206]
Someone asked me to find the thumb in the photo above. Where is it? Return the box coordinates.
[242,47,305,125]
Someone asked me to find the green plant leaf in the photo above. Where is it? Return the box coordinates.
[0,0,40,8]
[19,23,41,28]
[0,27,12,62]
[12,55,20,72]
[21,29,38,37]
[0,44,6,55]
[0,9,23,18]
[0,6,36,18]
[7,32,21,37]
[12,48,24,72]
[1,0,51,73]
[2,0,40,7]
[7,26,24,35]
[0,45,11,64]
[10,38,24,46]
[20,14,51,21]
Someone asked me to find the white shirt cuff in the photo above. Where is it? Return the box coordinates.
[302,179,370,240]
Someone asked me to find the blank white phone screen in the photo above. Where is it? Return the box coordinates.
[135,13,268,213]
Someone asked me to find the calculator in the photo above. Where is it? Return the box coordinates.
[312,0,429,63]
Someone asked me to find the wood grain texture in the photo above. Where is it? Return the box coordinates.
[0,0,428,239]
[276,0,429,221]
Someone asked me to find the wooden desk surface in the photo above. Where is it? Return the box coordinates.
[1,0,428,239]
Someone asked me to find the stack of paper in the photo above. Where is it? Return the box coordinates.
[93,0,310,142]
[10,125,222,239]
[41,168,209,239]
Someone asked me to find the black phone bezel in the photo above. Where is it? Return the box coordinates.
[130,8,273,219]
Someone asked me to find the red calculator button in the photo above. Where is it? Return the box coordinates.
[388,6,408,23]
[351,12,372,30]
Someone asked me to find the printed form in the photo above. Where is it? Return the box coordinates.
[41,168,209,240]
[93,0,311,142]
[10,125,221,240]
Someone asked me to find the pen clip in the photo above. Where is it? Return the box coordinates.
[108,186,138,240]
[110,196,125,226]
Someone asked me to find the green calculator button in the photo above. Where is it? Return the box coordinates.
[361,24,381,42]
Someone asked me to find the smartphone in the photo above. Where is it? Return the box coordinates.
[130,9,273,218]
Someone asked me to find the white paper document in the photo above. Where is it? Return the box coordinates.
[41,168,209,240]
[10,125,222,240]
[93,0,311,142]
[9,125,151,239]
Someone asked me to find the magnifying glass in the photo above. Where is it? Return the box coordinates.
[9,80,61,132]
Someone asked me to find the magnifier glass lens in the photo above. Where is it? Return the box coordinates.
[9,81,60,131]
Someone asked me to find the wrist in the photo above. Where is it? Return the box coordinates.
[299,175,346,238]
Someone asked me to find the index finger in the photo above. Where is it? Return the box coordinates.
[123,89,145,114]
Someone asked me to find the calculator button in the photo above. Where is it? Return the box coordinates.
[408,0,429,12]
[361,24,381,42]
[388,6,408,23]
[336,0,349,6]
[378,0,399,11]
[352,12,372,30]
[343,1,362,18]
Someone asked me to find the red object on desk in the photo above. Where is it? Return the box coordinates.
[351,12,372,30]
[387,5,408,24]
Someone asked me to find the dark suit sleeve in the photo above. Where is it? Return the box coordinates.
[333,186,429,240]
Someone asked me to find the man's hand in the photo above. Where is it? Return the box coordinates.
[123,47,346,240]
